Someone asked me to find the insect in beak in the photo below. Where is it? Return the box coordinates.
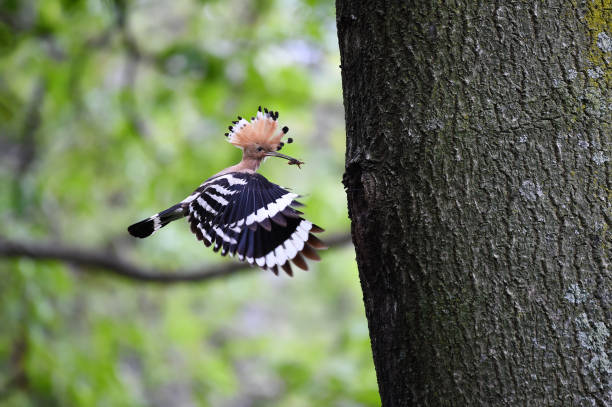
[265,151,305,168]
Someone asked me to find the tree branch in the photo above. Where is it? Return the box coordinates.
[0,234,353,284]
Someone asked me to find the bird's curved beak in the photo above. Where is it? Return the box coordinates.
[266,151,297,161]
[265,151,305,167]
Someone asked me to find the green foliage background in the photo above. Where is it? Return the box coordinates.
[0,0,378,405]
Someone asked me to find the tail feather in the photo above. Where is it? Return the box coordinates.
[128,204,184,238]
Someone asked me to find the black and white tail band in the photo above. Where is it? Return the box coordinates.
[127,204,183,238]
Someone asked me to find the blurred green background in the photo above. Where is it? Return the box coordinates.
[0,0,379,406]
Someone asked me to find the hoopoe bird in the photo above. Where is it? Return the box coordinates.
[127,107,326,276]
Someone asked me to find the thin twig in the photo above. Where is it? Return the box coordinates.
[0,233,353,284]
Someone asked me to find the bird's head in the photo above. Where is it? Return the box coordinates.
[225,107,303,167]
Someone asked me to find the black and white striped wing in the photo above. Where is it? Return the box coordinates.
[183,172,325,275]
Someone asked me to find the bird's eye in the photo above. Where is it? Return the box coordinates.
[257,147,264,152]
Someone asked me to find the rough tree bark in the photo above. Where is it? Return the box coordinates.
[337,1,610,405]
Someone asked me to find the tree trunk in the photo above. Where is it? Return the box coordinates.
[336,1,610,405]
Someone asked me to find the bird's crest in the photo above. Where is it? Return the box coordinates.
[224,106,292,151]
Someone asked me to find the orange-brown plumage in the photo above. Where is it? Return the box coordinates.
[227,107,285,151]
[221,107,302,174]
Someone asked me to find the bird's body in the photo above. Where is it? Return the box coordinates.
[128,107,325,276]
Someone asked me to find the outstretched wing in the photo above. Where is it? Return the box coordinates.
[183,172,325,275]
